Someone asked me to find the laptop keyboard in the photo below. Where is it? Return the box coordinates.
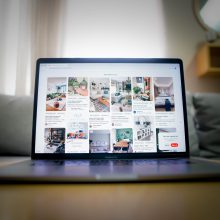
[31,158,192,167]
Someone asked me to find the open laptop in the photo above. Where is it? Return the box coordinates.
[0,58,220,182]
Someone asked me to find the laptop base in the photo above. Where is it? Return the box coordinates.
[0,157,220,183]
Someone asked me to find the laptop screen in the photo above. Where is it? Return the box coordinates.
[33,58,189,158]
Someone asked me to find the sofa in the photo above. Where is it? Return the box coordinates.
[0,93,220,158]
[186,92,220,158]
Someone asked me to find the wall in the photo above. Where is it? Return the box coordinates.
[90,133,110,145]
[62,0,166,58]
[116,128,133,141]
[163,0,220,93]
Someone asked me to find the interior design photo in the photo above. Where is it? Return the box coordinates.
[89,130,111,153]
[46,77,67,111]
[154,77,175,112]
[112,128,133,153]
[44,128,65,153]
[111,77,132,112]
[89,78,110,112]
[134,115,153,141]
[133,77,153,101]
[67,122,88,139]
[68,77,88,96]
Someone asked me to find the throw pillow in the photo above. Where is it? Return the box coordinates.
[0,94,33,155]
[186,92,200,156]
[193,93,220,157]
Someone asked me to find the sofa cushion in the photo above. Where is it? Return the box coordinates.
[186,92,200,156]
[0,94,33,156]
[193,93,220,157]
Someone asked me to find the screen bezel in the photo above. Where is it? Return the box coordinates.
[31,58,189,159]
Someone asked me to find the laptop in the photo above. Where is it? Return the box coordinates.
[1,58,220,183]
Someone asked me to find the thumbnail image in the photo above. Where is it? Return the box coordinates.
[154,77,175,112]
[46,77,67,111]
[68,77,88,96]
[111,77,132,112]
[134,115,153,141]
[133,77,153,101]
[112,128,133,153]
[89,130,111,153]
[89,78,110,112]
[44,128,65,153]
[67,122,88,139]
[156,128,177,152]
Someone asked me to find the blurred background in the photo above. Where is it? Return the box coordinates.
[0,0,220,96]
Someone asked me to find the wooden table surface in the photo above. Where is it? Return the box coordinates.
[0,157,220,220]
